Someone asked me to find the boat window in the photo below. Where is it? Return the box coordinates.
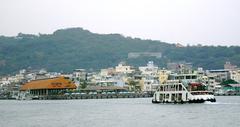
[160,94,163,100]
[164,86,168,91]
[160,86,163,91]
[171,94,175,101]
[166,94,169,99]
[178,93,182,100]
[179,85,182,91]
[171,85,175,91]
[192,76,197,79]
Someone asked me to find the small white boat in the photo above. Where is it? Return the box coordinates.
[152,80,216,103]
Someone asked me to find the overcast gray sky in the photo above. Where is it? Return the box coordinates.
[1,0,240,46]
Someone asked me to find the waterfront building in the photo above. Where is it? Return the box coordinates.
[20,77,77,96]
[206,74,220,91]
[222,84,240,95]
[96,78,126,87]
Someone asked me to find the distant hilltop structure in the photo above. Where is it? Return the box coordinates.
[224,61,237,70]
[175,43,185,48]
[128,52,162,59]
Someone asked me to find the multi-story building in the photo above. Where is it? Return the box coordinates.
[168,72,198,86]
[141,75,159,92]
[139,61,158,76]
[73,69,87,80]
[167,62,193,73]
[100,68,116,77]
[158,69,171,84]
[206,69,229,83]
[229,69,240,83]
[115,62,134,74]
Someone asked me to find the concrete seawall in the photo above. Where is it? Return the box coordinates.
[37,93,152,100]
[214,93,240,96]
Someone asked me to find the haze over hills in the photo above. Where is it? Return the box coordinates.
[0,27,239,75]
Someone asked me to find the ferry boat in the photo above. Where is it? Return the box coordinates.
[152,80,216,103]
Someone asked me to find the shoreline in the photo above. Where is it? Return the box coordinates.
[1,93,152,100]
[1,94,240,100]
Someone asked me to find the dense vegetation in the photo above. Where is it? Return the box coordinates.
[220,79,239,86]
[0,28,239,75]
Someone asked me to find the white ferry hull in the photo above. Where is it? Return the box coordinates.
[152,93,216,103]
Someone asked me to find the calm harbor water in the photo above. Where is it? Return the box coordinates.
[0,96,240,127]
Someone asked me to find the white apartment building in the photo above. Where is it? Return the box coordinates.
[142,75,159,91]
[115,63,134,74]
[229,69,240,83]
[139,61,158,75]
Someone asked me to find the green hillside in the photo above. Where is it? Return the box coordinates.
[0,28,239,75]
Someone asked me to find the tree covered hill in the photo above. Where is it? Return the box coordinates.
[0,27,239,75]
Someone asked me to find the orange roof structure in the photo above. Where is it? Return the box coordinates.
[20,77,77,91]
